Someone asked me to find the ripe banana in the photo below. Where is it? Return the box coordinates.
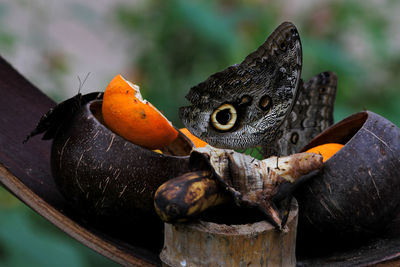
[154,171,230,223]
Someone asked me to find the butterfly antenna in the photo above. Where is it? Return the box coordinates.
[74,72,91,108]
[77,72,91,95]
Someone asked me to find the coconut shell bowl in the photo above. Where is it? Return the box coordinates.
[295,110,400,261]
[1,54,400,266]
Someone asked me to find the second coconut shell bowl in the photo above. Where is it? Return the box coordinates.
[296,110,400,257]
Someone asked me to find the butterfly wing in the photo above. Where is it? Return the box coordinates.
[24,92,103,143]
[179,22,302,150]
[263,71,337,157]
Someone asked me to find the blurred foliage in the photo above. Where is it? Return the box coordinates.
[0,3,16,53]
[114,0,281,127]
[114,0,400,127]
[2,0,400,266]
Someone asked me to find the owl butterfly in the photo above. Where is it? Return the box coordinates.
[179,22,337,158]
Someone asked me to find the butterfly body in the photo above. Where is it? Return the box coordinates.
[178,22,337,229]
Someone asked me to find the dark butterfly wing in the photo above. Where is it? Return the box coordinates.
[241,22,302,70]
[24,92,103,143]
[263,71,337,157]
[179,22,302,150]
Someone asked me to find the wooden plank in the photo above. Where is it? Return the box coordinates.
[0,55,160,266]
[0,165,157,266]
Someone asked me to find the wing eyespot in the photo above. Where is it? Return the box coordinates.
[211,104,237,131]
[259,95,273,112]
[290,132,299,144]
[279,41,287,51]
[239,95,253,106]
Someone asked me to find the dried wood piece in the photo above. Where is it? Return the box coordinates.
[160,199,298,267]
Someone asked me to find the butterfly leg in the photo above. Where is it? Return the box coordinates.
[277,196,293,228]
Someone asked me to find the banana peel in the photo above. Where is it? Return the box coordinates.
[154,145,323,230]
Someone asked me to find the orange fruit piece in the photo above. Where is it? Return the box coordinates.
[180,128,208,148]
[102,74,178,150]
[306,143,344,162]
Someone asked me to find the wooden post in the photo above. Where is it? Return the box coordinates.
[160,199,298,267]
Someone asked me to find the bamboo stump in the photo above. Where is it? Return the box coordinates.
[160,199,298,267]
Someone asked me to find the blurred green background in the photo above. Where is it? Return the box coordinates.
[1,0,400,266]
